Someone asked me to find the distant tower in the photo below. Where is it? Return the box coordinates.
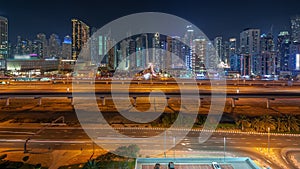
[48,34,61,58]
[277,31,291,72]
[193,38,206,73]
[71,19,90,60]
[0,16,8,59]
[214,36,223,62]
[184,25,194,70]
[152,32,160,65]
[36,33,48,58]
[62,35,72,59]
[240,28,260,75]
[291,15,300,44]
[260,32,276,75]
[229,38,237,56]
[136,34,148,68]
[290,16,300,75]
[228,38,240,71]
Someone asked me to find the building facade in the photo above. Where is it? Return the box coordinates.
[71,19,90,60]
[291,15,300,44]
[0,16,8,60]
[277,31,291,73]
[240,28,260,75]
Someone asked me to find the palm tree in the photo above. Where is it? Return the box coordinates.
[252,118,264,132]
[275,116,284,132]
[83,159,100,169]
[260,115,275,132]
[285,114,299,132]
[236,115,251,131]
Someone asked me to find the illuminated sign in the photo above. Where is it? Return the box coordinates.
[63,38,72,44]
[14,55,31,59]
[29,53,38,57]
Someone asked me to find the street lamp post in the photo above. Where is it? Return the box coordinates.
[267,127,270,154]
[173,137,176,160]
[66,73,70,92]
[164,130,166,158]
[224,137,226,163]
[236,74,240,93]
[66,73,69,85]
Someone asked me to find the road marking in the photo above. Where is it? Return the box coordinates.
[0,131,35,135]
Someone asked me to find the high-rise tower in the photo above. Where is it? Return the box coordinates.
[71,19,90,60]
[291,15,300,44]
[0,16,8,59]
[240,28,260,75]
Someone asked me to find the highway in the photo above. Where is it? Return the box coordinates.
[0,126,299,169]
[1,82,300,168]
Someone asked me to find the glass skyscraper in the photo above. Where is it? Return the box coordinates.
[0,16,8,59]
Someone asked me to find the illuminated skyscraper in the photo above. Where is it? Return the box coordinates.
[36,33,48,58]
[184,25,194,70]
[240,28,260,75]
[193,38,206,73]
[71,19,90,60]
[277,31,291,72]
[229,38,237,56]
[214,36,223,62]
[0,16,8,59]
[290,16,300,75]
[136,34,148,68]
[48,34,61,58]
[260,32,276,75]
[62,35,72,59]
[291,15,300,44]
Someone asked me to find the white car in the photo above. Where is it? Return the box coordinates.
[212,162,222,169]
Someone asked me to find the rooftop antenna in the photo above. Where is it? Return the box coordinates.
[269,24,274,35]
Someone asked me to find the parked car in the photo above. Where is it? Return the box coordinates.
[154,163,160,169]
[168,162,175,169]
[212,162,222,169]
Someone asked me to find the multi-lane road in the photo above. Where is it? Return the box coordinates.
[0,126,299,169]
[1,80,300,168]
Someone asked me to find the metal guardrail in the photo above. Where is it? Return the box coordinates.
[1,91,300,98]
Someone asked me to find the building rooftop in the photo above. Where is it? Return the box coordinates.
[135,157,260,169]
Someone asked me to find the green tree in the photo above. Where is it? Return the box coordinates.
[236,115,251,131]
[285,114,299,132]
[114,144,140,158]
[275,116,285,132]
[83,159,100,169]
[252,118,263,132]
[196,115,207,126]
[260,115,275,132]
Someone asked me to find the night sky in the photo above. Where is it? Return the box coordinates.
[1,0,300,43]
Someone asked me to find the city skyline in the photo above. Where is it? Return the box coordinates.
[1,0,300,43]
